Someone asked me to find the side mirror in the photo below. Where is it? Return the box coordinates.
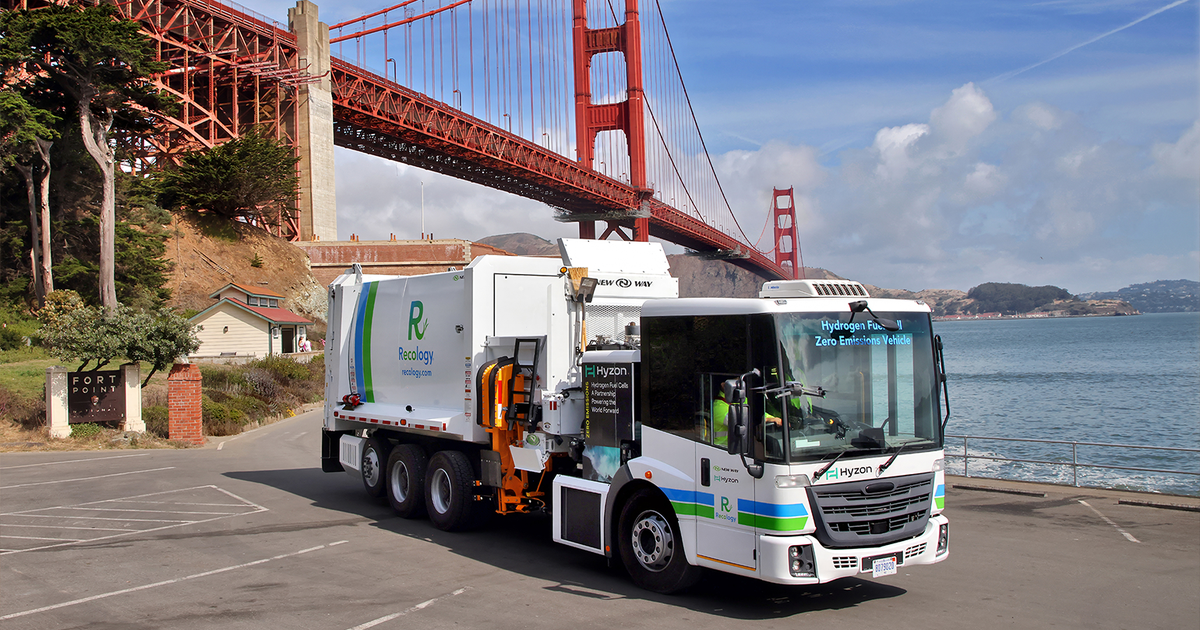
[726,403,747,456]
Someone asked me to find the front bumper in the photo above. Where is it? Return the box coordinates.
[757,514,949,585]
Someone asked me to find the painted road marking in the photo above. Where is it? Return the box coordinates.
[286,431,308,442]
[1079,500,1140,543]
[0,467,176,490]
[0,540,349,621]
[347,587,471,630]
[0,453,150,470]
[0,486,267,555]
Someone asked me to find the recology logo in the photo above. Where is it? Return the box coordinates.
[408,301,429,340]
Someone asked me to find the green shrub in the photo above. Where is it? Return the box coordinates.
[199,365,246,391]
[201,395,247,436]
[143,405,169,438]
[0,327,25,351]
[71,422,104,439]
[251,354,308,380]
[227,394,268,417]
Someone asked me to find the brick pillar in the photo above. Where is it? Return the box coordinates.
[167,363,204,445]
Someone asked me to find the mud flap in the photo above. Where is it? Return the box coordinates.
[321,429,348,472]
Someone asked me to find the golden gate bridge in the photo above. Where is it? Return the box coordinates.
[31,0,803,280]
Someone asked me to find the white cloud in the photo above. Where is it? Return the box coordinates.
[1017,102,1064,131]
[929,83,996,155]
[1152,120,1200,179]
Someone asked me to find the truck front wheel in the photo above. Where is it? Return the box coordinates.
[387,444,427,518]
[425,450,479,532]
[617,489,702,594]
[361,434,391,499]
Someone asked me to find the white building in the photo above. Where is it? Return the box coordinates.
[189,283,314,358]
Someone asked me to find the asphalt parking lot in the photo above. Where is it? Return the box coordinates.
[2,409,1197,630]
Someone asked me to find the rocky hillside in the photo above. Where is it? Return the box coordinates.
[163,214,327,333]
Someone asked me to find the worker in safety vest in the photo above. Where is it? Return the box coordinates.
[713,389,732,447]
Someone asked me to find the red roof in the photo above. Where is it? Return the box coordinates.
[190,298,312,325]
[240,302,313,324]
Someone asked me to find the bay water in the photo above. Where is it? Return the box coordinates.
[935,312,1200,496]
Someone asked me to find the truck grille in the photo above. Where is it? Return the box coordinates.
[807,473,933,548]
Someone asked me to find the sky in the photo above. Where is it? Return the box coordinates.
[247,0,1198,293]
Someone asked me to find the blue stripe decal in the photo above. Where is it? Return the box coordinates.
[353,283,372,395]
[935,483,945,497]
[661,488,714,506]
[737,499,809,518]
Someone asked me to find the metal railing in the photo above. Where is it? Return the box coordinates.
[945,434,1200,488]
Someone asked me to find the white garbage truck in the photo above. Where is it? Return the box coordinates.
[322,238,950,593]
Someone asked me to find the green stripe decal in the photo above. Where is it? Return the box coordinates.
[935,497,945,510]
[737,513,809,531]
[673,502,715,519]
[362,282,378,402]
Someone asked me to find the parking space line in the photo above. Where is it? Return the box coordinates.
[3,524,135,532]
[5,514,192,524]
[0,540,349,621]
[116,501,248,507]
[0,467,176,490]
[66,507,240,516]
[1079,500,1141,543]
[0,486,268,556]
[1,535,85,542]
[347,587,471,630]
[0,454,150,470]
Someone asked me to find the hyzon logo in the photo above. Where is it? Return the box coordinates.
[408,301,429,340]
[712,464,740,484]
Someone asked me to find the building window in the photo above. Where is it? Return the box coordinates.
[248,296,258,306]
[268,299,278,308]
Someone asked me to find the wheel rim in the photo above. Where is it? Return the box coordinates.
[630,509,674,572]
[389,461,410,502]
[363,448,380,487]
[430,468,452,514]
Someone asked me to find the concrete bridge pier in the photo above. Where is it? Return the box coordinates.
[289,1,337,242]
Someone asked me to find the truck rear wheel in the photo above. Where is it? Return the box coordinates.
[361,434,391,499]
[387,444,427,518]
[617,489,702,594]
[425,450,479,532]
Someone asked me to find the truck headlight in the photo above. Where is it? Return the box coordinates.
[775,474,811,488]
[937,523,949,555]
[788,545,815,577]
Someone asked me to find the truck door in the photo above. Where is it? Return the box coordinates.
[693,373,758,575]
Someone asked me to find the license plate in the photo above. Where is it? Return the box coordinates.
[862,552,902,577]
[872,557,897,577]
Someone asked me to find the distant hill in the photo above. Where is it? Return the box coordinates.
[1078,280,1199,313]
[476,233,560,256]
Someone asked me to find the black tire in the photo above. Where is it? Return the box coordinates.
[386,444,428,518]
[425,450,480,532]
[361,434,391,499]
[617,489,702,594]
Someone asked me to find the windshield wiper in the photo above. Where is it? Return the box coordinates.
[814,449,847,480]
[762,381,827,399]
[877,442,907,476]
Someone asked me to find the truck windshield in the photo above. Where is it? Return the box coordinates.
[762,311,941,464]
